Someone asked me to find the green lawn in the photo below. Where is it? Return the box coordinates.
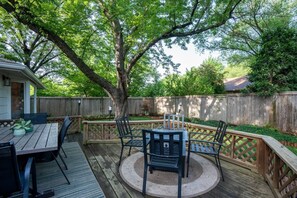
[189,118,297,155]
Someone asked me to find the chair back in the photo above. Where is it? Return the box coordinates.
[0,142,22,196]
[58,116,72,151]
[116,116,132,139]
[22,113,47,124]
[60,116,72,144]
[163,114,184,130]
[142,129,183,167]
[214,120,228,143]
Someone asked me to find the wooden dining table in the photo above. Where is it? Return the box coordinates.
[0,123,58,155]
[0,123,58,198]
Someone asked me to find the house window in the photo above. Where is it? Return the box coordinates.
[11,82,24,119]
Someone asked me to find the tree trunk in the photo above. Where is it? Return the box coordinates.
[113,93,128,118]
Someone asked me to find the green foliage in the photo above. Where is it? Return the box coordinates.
[12,119,32,130]
[287,146,297,155]
[0,0,242,116]
[190,118,221,127]
[0,10,63,78]
[193,118,297,144]
[209,0,296,66]
[247,27,297,96]
[142,57,226,97]
[230,124,297,144]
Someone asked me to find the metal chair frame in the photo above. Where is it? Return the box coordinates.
[116,116,146,166]
[0,141,37,198]
[187,120,228,181]
[142,129,183,198]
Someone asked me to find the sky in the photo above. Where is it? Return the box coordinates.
[164,43,220,74]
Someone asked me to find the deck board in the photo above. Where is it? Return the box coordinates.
[36,142,105,198]
[83,143,274,198]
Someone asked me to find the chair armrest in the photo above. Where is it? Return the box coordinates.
[188,131,215,137]
[189,139,222,146]
[122,135,142,138]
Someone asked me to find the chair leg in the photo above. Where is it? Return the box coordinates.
[61,146,67,158]
[32,159,37,196]
[178,168,182,198]
[217,155,224,181]
[128,146,132,156]
[119,146,124,166]
[186,149,191,177]
[58,152,68,170]
[52,153,70,184]
[142,165,148,195]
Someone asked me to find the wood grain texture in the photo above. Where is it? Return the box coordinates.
[0,123,58,155]
[36,142,105,198]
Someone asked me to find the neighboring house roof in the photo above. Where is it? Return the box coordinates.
[0,58,45,89]
[224,76,251,92]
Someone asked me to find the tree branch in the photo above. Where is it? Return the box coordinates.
[0,0,115,93]
[127,0,242,74]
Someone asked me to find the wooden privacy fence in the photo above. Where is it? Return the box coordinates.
[82,120,297,198]
[36,91,297,134]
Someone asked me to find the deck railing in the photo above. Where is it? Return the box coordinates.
[82,120,297,198]
[47,115,82,134]
[0,116,82,134]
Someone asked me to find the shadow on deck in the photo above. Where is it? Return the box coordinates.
[36,142,105,198]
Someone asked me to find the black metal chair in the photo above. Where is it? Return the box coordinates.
[116,116,146,166]
[0,141,37,198]
[142,129,183,198]
[36,116,72,184]
[187,120,228,181]
[60,116,71,158]
[22,113,47,124]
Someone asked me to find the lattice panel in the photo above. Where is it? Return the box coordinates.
[0,120,16,127]
[86,122,164,141]
[221,133,233,157]
[267,148,275,178]
[88,123,118,140]
[232,136,257,165]
[266,148,297,198]
[188,129,216,142]
[279,162,297,197]
[48,116,81,133]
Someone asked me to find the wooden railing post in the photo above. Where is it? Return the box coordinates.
[256,139,265,176]
[78,116,82,133]
[83,121,89,145]
[273,154,280,190]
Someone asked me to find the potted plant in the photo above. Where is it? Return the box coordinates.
[12,119,33,136]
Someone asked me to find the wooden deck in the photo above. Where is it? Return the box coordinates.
[82,143,275,198]
[36,142,105,198]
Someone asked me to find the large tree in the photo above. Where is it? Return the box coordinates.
[0,0,242,117]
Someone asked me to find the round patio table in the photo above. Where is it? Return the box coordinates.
[119,152,220,198]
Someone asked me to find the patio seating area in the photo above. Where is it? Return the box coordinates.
[3,117,295,197]
[82,140,274,198]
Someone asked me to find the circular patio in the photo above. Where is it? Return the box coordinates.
[119,152,220,198]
